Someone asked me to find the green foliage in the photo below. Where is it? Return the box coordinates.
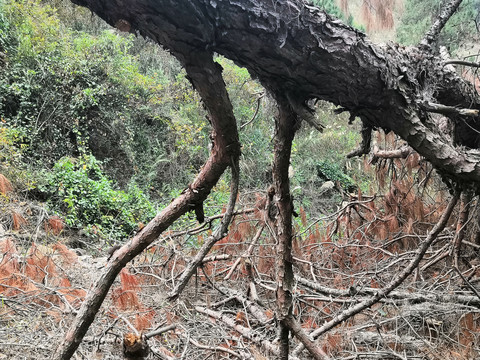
[0,126,24,166]
[288,109,374,214]
[316,160,355,191]
[309,0,364,30]
[397,0,480,51]
[0,3,13,53]
[0,125,36,190]
[39,155,155,240]
[0,0,174,189]
[0,0,375,241]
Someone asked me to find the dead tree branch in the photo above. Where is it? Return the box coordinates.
[422,101,479,117]
[53,51,241,360]
[194,306,279,356]
[445,60,480,68]
[296,275,480,307]
[293,191,459,356]
[70,0,480,188]
[167,158,239,301]
[371,145,414,163]
[284,315,330,360]
[144,324,177,339]
[347,124,372,158]
[420,0,464,51]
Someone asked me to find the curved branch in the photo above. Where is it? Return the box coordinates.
[167,157,239,301]
[445,60,480,68]
[53,51,240,360]
[240,93,264,129]
[422,101,479,117]
[347,124,372,158]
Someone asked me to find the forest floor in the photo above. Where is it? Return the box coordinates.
[1,185,480,360]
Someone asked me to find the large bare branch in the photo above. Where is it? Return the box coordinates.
[195,306,279,356]
[284,315,330,360]
[69,0,480,188]
[420,0,464,51]
[53,51,240,359]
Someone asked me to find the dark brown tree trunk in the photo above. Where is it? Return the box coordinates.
[70,0,480,185]
[53,51,240,360]
[269,94,297,359]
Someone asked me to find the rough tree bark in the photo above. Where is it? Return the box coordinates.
[270,95,329,359]
[70,0,480,185]
[269,94,297,359]
[55,0,479,358]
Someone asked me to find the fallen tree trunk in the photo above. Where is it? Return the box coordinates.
[71,0,480,185]
[56,0,480,358]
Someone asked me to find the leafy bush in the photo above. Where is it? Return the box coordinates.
[316,160,355,192]
[0,0,174,189]
[0,125,37,192]
[39,155,156,240]
[0,3,14,54]
[309,0,365,31]
[310,0,345,19]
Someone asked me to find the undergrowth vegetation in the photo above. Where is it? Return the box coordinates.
[0,0,366,243]
[38,155,155,239]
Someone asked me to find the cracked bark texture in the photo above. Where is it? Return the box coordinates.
[270,95,297,359]
[70,0,480,187]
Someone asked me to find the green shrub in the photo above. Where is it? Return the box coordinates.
[309,0,365,31]
[0,0,174,190]
[310,0,344,19]
[39,155,156,240]
[316,159,355,192]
